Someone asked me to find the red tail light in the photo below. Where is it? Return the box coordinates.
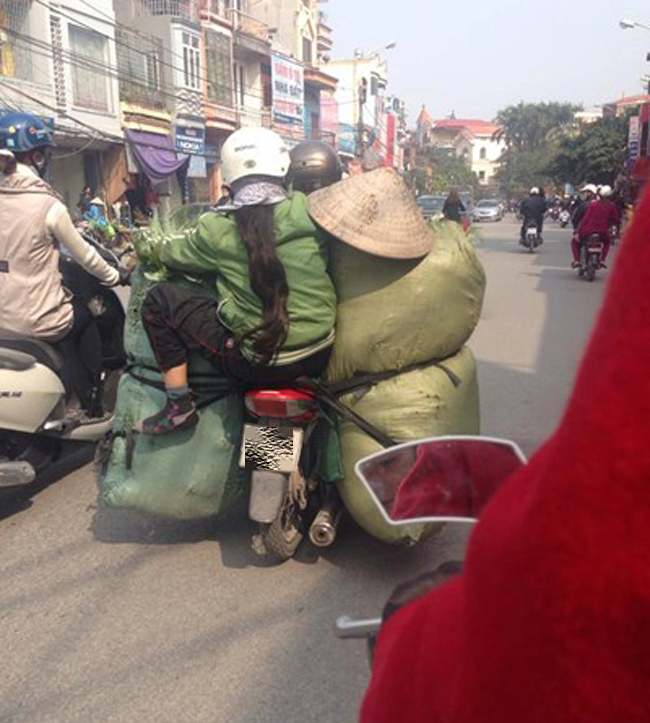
[245,389,315,421]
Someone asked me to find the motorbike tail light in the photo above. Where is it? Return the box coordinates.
[245,389,315,422]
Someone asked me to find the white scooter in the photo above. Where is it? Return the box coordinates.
[335,435,527,660]
[0,239,126,492]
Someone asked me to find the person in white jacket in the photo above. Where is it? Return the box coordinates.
[0,112,122,415]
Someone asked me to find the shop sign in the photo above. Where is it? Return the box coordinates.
[272,55,304,125]
[175,126,205,155]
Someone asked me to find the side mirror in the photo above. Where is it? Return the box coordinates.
[356,436,526,526]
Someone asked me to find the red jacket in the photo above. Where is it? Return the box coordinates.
[362,188,650,723]
[578,199,620,238]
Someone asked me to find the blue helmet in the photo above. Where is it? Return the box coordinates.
[0,112,53,154]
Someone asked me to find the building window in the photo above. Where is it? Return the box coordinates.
[261,61,272,107]
[302,36,312,64]
[69,25,109,112]
[480,147,487,160]
[0,0,33,82]
[234,62,245,107]
[116,28,162,106]
[205,29,232,106]
[479,170,486,182]
[370,76,379,96]
[182,32,200,90]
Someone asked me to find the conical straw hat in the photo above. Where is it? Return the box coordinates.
[308,167,434,260]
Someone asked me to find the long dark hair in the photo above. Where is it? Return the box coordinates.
[234,205,289,365]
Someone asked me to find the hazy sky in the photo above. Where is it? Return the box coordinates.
[325,0,650,123]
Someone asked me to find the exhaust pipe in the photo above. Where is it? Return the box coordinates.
[0,460,36,488]
[309,499,342,547]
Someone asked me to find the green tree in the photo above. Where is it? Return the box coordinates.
[494,101,579,152]
[546,116,628,186]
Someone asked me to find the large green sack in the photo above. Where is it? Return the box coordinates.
[102,370,247,519]
[101,268,248,519]
[337,345,480,545]
[327,220,485,380]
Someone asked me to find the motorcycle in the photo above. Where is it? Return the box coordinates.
[334,435,527,660]
[559,209,571,228]
[0,237,126,494]
[241,378,396,561]
[522,222,540,252]
[577,233,605,282]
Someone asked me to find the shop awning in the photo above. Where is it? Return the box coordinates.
[125,129,189,186]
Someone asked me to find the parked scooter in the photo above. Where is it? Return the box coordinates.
[334,435,527,660]
[577,233,605,282]
[0,237,126,494]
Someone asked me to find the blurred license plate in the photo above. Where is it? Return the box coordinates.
[239,424,303,472]
[588,244,603,251]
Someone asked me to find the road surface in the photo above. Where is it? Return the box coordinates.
[0,217,614,723]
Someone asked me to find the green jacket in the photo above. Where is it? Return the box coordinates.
[161,192,336,365]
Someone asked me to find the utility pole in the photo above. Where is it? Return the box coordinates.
[357,77,367,162]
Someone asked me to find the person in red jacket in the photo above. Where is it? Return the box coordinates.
[361,185,650,723]
[571,185,621,268]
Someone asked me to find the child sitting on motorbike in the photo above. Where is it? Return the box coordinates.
[136,127,337,435]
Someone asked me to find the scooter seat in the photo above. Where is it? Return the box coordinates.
[0,331,63,371]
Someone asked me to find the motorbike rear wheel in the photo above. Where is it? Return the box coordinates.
[586,259,597,282]
[254,473,307,562]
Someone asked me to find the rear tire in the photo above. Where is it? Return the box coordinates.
[258,516,303,562]
[586,260,596,282]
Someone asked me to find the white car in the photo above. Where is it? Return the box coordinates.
[472,199,504,223]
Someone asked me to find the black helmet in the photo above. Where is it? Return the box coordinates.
[289,140,342,194]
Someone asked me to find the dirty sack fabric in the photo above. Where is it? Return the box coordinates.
[336,346,480,546]
[326,220,485,381]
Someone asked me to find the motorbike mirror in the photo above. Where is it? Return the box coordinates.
[355,436,526,526]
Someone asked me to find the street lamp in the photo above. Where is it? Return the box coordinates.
[354,41,397,59]
[620,20,650,93]
[620,19,650,31]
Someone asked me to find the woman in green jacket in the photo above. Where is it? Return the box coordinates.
[137,127,337,435]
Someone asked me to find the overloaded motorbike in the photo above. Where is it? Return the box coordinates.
[0,236,126,494]
[576,233,605,282]
[334,435,527,660]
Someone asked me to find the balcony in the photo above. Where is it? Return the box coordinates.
[317,13,333,56]
[142,0,198,22]
[227,8,269,42]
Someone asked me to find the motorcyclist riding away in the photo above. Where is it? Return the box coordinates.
[572,185,620,269]
[136,127,337,435]
[571,183,597,231]
[519,187,546,243]
[0,112,121,416]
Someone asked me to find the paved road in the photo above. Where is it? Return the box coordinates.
[0,218,613,723]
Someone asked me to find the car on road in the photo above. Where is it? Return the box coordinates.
[472,199,504,223]
[415,195,447,221]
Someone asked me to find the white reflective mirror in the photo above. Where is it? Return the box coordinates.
[355,436,526,526]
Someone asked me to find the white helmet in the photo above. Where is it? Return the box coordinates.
[580,183,598,195]
[530,187,540,195]
[598,185,613,198]
[221,127,290,187]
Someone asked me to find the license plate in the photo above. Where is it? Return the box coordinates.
[239,424,304,472]
[588,244,603,252]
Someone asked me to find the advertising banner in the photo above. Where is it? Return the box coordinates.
[629,115,641,162]
[272,55,304,125]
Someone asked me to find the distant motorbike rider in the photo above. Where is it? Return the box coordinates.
[519,187,546,243]
[572,185,620,269]
[571,183,597,231]
[0,112,121,416]
[289,139,342,195]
